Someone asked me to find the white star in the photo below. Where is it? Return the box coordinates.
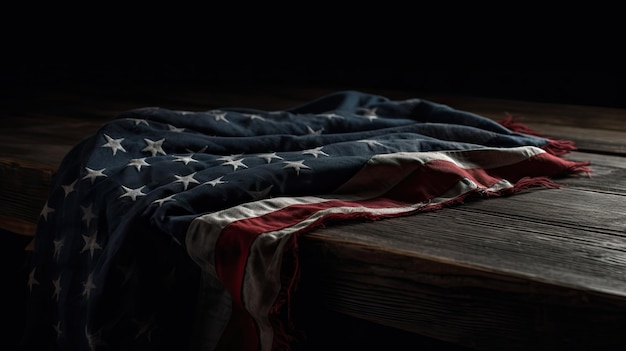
[283,160,311,176]
[81,232,102,259]
[142,138,166,156]
[168,124,185,132]
[216,154,243,162]
[204,176,227,187]
[52,277,61,302]
[306,125,324,135]
[221,158,248,171]
[81,204,97,227]
[130,118,149,126]
[40,201,54,221]
[27,268,39,292]
[243,113,266,121]
[85,326,105,350]
[54,320,62,341]
[360,107,378,121]
[357,139,386,148]
[120,185,147,201]
[174,173,200,190]
[211,112,229,123]
[152,194,176,206]
[127,158,150,171]
[256,152,283,163]
[62,179,78,198]
[82,167,107,184]
[303,146,329,158]
[318,113,343,119]
[82,273,96,299]
[172,154,198,165]
[53,239,64,261]
[101,134,126,155]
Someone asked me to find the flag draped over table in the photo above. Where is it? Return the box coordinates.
[22,90,591,351]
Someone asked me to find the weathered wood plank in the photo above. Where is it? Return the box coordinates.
[297,237,626,350]
[4,88,626,349]
[532,124,626,155]
[305,186,626,293]
[0,158,54,235]
[298,150,626,349]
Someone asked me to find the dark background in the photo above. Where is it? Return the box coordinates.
[2,18,624,351]
[3,7,625,108]
[3,63,626,109]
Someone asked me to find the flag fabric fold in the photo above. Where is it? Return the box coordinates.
[22,90,591,351]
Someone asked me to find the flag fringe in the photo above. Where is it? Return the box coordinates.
[498,114,579,156]
[543,139,578,156]
[499,113,543,136]
[511,176,562,192]
[265,130,593,351]
[266,162,595,351]
[566,161,593,177]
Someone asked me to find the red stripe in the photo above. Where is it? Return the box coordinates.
[212,150,585,350]
[488,151,584,181]
[214,152,583,296]
[214,158,504,293]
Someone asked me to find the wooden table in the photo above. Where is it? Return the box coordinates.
[3,85,626,350]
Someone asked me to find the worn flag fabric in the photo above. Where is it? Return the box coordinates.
[22,90,591,351]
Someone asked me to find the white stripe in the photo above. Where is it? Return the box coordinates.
[243,232,293,351]
[186,195,335,274]
[375,146,544,169]
[241,176,481,351]
[186,146,534,273]
[187,169,509,350]
[185,144,542,350]
[335,146,543,196]
[186,176,479,349]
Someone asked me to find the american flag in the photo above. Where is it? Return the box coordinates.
[22,91,590,351]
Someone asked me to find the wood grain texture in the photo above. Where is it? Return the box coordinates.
[0,158,54,235]
[3,88,626,349]
[297,238,626,350]
[294,149,626,349]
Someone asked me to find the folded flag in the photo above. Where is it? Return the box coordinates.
[22,90,591,351]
